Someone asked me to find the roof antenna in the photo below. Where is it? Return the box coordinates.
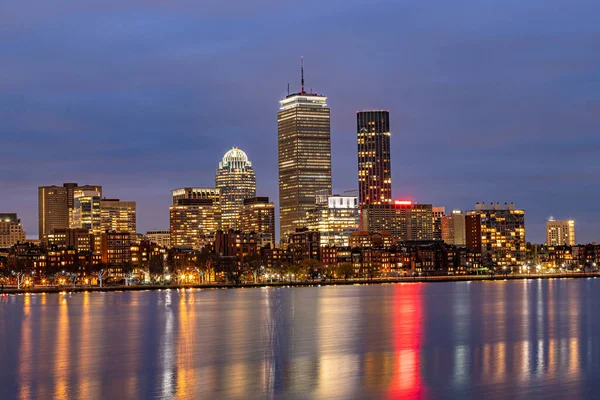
[287,82,290,95]
[301,56,305,94]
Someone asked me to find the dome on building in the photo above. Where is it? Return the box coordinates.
[219,146,252,170]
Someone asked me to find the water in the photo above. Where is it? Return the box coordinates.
[1,279,599,399]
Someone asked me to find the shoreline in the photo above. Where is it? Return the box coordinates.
[1,272,598,295]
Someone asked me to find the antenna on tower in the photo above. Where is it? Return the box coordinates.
[300,56,305,94]
[287,82,290,95]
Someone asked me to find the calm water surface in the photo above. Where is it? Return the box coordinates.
[1,279,600,399]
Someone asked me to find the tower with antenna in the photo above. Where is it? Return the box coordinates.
[277,57,331,241]
[301,56,305,94]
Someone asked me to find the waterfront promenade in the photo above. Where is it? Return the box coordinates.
[1,272,597,294]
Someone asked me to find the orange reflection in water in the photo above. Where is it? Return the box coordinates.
[388,283,425,399]
[53,294,70,399]
[175,290,196,397]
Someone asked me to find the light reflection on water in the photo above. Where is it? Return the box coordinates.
[0,280,599,399]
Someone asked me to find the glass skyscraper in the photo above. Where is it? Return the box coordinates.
[357,110,391,206]
[278,85,331,242]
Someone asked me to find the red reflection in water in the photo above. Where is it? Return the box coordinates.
[388,283,426,399]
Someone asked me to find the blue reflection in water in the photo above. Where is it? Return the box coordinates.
[0,279,599,399]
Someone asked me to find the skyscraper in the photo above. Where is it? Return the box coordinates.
[215,146,256,229]
[357,111,391,206]
[278,58,332,242]
[546,218,575,246]
[38,183,102,242]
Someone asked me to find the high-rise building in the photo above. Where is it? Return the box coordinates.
[467,202,526,267]
[215,147,256,229]
[169,188,221,249]
[546,218,575,246]
[441,210,466,246]
[145,230,171,248]
[357,111,392,206]
[100,199,137,234]
[432,207,445,240]
[71,190,102,234]
[306,194,360,247]
[360,204,398,238]
[408,203,434,241]
[38,183,102,242]
[465,214,482,252]
[0,213,26,248]
[239,197,275,246]
[278,59,332,241]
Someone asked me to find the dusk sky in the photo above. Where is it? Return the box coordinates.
[1,0,599,243]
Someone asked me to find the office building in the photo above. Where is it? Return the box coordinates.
[100,199,137,234]
[546,218,575,246]
[408,203,434,241]
[357,111,392,206]
[239,197,275,246]
[46,228,94,253]
[145,230,171,248]
[467,202,526,267]
[441,210,466,246]
[215,146,256,229]
[71,190,102,234]
[306,194,360,247]
[169,188,221,249]
[278,59,332,241]
[38,183,102,242]
[0,213,26,248]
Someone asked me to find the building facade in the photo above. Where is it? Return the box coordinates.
[357,110,392,206]
[467,202,526,267]
[71,190,102,234]
[169,188,221,249]
[100,199,137,234]
[239,197,275,246]
[46,228,94,252]
[278,72,331,242]
[145,230,171,248]
[38,183,102,242]
[441,210,466,246]
[360,204,398,238]
[546,218,575,246]
[432,206,445,240]
[306,194,360,247]
[215,147,256,229]
[0,213,26,248]
[101,231,131,278]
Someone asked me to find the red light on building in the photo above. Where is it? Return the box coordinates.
[395,200,412,205]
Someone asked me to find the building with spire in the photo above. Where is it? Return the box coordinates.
[278,58,332,242]
[215,146,256,229]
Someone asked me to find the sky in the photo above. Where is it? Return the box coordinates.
[1,0,599,243]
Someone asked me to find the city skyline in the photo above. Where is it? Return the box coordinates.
[2,1,598,243]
